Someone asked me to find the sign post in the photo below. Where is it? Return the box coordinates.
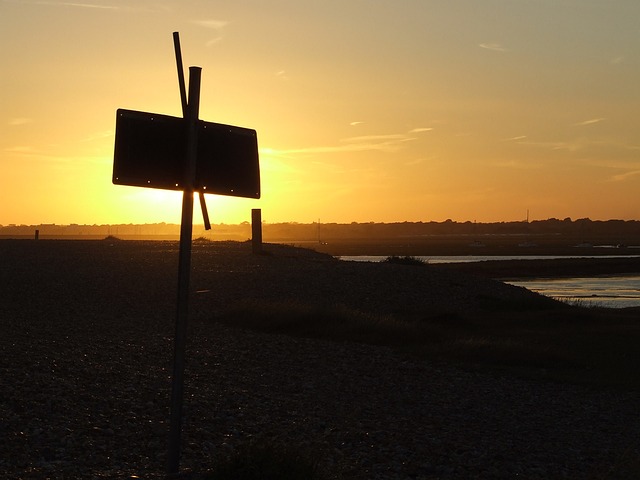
[167,65,201,476]
[112,32,260,477]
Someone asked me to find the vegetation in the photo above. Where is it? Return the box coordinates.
[383,255,427,266]
[193,236,213,243]
[204,440,326,480]
[212,301,640,391]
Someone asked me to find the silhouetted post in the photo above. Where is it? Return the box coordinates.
[167,65,201,476]
[174,31,210,233]
[34,229,39,240]
[252,208,262,254]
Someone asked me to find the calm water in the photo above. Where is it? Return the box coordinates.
[339,254,640,264]
[506,276,640,308]
[339,255,640,308]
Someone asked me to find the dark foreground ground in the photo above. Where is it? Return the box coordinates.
[1,240,639,479]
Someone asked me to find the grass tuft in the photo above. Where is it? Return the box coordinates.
[383,255,427,266]
[204,440,326,480]
[213,300,428,347]
[193,236,213,243]
[212,301,640,390]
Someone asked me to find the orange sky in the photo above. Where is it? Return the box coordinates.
[1,0,639,225]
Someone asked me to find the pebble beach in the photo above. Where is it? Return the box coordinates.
[1,239,638,479]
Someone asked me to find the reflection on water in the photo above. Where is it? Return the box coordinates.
[505,276,640,308]
[339,254,639,264]
[339,255,640,308]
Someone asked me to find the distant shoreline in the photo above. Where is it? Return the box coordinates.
[430,256,640,279]
[2,237,639,279]
[3,235,640,257]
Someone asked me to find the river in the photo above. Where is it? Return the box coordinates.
[339,255,640,308]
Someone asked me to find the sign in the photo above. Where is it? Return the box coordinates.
[113,108,260,199]
[113,32,263,476]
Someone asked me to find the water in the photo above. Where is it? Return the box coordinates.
[339,255,640,308]
[505,276,640,308]
[338,254,639,264]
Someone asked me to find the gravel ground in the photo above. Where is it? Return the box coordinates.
[1,240,638,479]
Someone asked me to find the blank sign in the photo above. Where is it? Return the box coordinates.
[113,109,260,199]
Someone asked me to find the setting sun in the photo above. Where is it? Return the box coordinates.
[1,0,639,226]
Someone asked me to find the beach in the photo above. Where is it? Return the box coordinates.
[1,239,638,478]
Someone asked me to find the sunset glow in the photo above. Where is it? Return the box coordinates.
[1,0,639,225]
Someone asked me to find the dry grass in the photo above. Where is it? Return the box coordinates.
[212,301,640,391]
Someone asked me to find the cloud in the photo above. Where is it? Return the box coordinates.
[191,19,229,46]
[340,134,410,143]
[492,160,541,169]
[192,19,228,29]
[404,158,425,166]
[265,133,417,157]
[8,118,32,126]
[609,170,640,182]
[573,118,605,126]
[10,0,168,12]
[32,1,118,10]
[264,127,433,158]
[80,130,113,142]
[349,121,363,126]
[503,135,527,141]
[5,146,36,153]
[478,42,508,52]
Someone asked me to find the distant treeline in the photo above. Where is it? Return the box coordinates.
[1,218,639,243]
[272,218,640,241]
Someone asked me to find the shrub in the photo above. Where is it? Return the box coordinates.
[193,236,213,243]
[207,441,325,480]
[383,255,427,266]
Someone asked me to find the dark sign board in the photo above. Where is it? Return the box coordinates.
[113,109,260,198]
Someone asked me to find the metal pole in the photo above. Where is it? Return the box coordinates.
[168,65,201,476]
[174,32,210,232]
[199,192,211,231]
[173,32,188,117]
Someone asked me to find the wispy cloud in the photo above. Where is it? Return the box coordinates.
[609,169,640,182]
[8,118,32,126]
[503,135,527,142]
[573,118,605,126]
[349,121,363,126]
[7,0,169,12]
[80,130,113,142]
[340,134,410,144]
[409,127,433,133]
[4,146,109,167]
[5,145,36,153]
[191,19,229,46]
[264,131,421,157]
[478,42,509,52]
[404,158,425,166]
[32,1,118,10]
[517,139,585,153]
[492,159,541,169]
[192,19,228,29]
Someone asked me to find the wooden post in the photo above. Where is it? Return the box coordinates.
[34,229,39,240]
[252,208,262,254]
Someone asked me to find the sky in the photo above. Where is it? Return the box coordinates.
[1,0,639,225]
